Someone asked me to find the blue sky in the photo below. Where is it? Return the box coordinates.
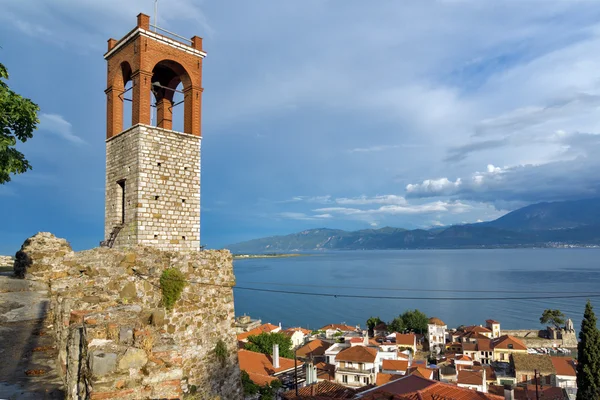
[2,1,600,251]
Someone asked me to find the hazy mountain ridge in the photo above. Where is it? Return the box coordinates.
[227,198,600,252]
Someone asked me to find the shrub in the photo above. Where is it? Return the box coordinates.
[160,268,186,310]
[215,339,228,364]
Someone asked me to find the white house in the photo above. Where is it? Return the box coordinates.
[324,342,350,365]
[283,327,310,348]
[334,345,378,387]
[395,333,417,354]
[454,354,474,371]
[457,369,486,393]
[485,319,501,338]
[551,357,577,399]
[427,317,447,351]
[320,323,357,339]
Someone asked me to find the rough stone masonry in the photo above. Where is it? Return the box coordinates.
[13,232,243,400]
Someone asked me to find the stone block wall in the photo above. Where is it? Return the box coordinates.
[106,124,201,251]
[15,232,242,399]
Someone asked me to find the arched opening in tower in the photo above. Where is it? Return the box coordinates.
[150,60,192,132]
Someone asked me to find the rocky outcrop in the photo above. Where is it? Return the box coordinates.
[13,232,243,400]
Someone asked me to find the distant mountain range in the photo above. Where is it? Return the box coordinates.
[227,198,600,252]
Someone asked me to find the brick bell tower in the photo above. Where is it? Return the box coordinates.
[103,13,205,250]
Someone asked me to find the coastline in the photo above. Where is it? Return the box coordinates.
[233,253,306,260]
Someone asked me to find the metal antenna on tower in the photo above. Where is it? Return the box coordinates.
[153,0,158,31]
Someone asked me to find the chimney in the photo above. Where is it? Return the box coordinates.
[306,361,317,385]
[279,322,282,329]
[273,344,280,369]
[482,368,487,393]
[503,384,514,400]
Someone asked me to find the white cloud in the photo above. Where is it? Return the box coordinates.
[335,195,407,206]
[314,200,472,217]
[38,114,84,144]
[406,178,463,197]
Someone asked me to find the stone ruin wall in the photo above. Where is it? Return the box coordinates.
[503,329,577,348]
[14,232,243,399]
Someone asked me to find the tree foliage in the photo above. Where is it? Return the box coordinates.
[388,316,406,333]
[400,309,429,334]
[245,332,294,359]
[241,370,259,395]
[576,300,600,400]
[0,63,39,184]
[540,309,566,329]
[367,316,383,332]
[240,370,281,399]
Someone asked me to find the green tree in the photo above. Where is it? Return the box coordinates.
[0,63,40,184]
[401,309,429,334]
[388,316,406,333]
[245,332,294,359]
[367,316,383,336]
[540,309,566,329]
[576,300,600,400]
[241,370,259,396]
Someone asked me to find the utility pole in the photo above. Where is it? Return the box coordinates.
[294,348,298,396]
[534,369,540,400]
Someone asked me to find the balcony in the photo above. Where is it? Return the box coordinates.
[337,366,375,374]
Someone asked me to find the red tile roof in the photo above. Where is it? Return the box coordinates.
[377,373,403,386]
[472,365,496,381]
[315,362,335,381]
[457,370,484,386]
[350,338,364,343]
[284,327,311,336]
[382,359,409,372]
[336,345,378,363]
[281,380,357,399]
[374,322,388,331]
[464,326,492,334]
[406,366,433,379]
[237,323,279,341]
[428,317,445,326]
[486,319,500,324]
[455,355,473,362]
[296,339,331,358]
[365,374,503,400]
[238,349,300,384]
[551,357,577,377]
[396,333,416,347]
[320,323,356,331]
[491,335,527,351]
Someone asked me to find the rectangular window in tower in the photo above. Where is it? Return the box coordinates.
[117,179,126,225]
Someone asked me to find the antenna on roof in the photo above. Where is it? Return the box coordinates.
[153,0,158,32]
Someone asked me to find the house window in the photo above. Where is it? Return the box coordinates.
[545,376,551,384]
[342,375,348,383]
[500,354,505,361]
[508,344,513,349]
[358,363,363,370]
[522,374,528,382]
[364,377,370,384]
[348,362,353,369]
[354,375,360,382]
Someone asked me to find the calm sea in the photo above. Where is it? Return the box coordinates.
[232,249,600,332]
